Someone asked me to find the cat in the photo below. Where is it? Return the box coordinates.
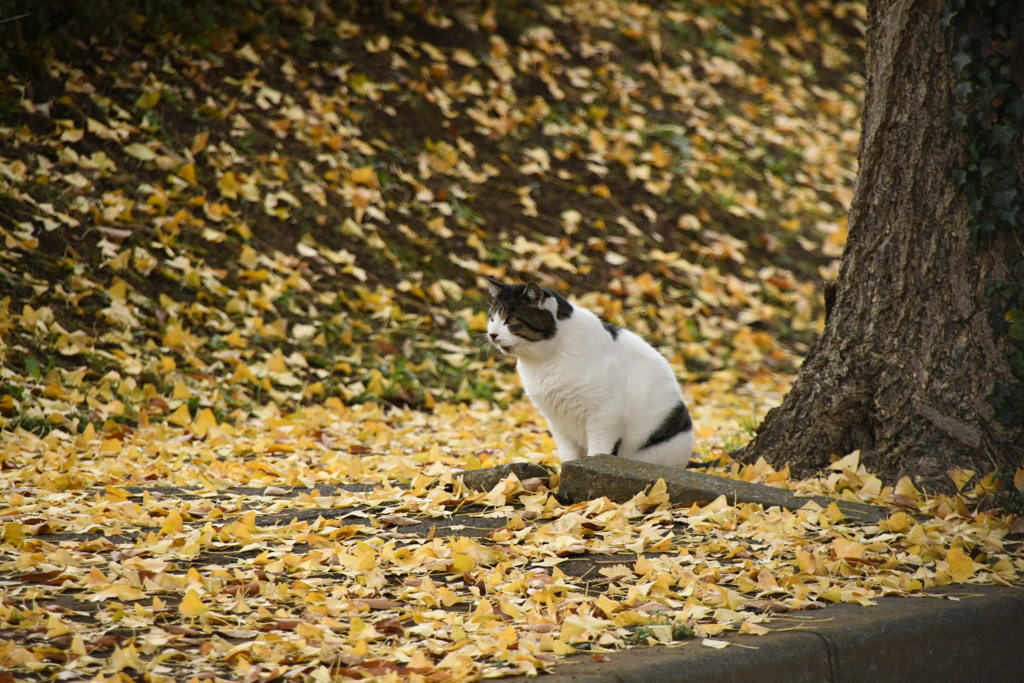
[485,278,693,468]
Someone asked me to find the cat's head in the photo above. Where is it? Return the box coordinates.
[485,278,573,356]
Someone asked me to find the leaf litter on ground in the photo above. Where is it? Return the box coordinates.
[0,0,1022,680]
[0,400,1021,681]
[1,0,856,431]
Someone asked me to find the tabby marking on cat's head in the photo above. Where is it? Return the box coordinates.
[485,279,573,355]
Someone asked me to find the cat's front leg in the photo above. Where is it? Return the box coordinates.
[549,425,585,462]
[585,423,624,459]
[585,436,622,458]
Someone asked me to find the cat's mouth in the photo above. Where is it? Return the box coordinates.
[491,341,514,354]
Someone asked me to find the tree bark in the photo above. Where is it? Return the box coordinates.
[743,0,1024,492]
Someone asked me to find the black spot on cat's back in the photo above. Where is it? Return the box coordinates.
[552,292,573,320]
[603,321,620,340]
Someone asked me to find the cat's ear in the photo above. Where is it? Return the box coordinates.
[525,283,570,317]
[523,282,546,305]
[485,276,504,298]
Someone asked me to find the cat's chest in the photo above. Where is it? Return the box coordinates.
[517,355,606,413]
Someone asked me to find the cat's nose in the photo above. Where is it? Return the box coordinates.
[488,332,498,340]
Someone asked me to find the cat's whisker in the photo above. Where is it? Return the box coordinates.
[472,332,505,358]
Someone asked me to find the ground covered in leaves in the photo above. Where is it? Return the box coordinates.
[1,0,1022,680]
[1,406,1022,681]
[0,0,858,430]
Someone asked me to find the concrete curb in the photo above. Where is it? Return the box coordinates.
[500,585,1024,682]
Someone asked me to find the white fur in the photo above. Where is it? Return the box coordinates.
[488,297,693,467]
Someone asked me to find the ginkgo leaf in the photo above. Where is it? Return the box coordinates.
[883,511,913,533]
[191,408,218,436]
[176,162,197,185]
[944,546,977,583]
[46,614,73,637]
[124,142,157,161]
[92,584,146,601]
[948,468,975,491]
[105,486,131,502]
[348,166,379,187]
[218,171,240,198]
[160,509,184,535]
[179,589,209,618]
[702,638,730,649]
[167,404,192,427]
[136,89,162,109]
[452,553,476,573]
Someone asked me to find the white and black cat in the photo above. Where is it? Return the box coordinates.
[486,279,693,468]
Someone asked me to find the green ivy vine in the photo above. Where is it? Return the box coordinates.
[944,0,1024,428]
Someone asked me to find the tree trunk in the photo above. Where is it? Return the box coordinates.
[743,0,1024,492]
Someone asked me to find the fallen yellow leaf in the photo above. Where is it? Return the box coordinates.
[160,509,184,535]
[167,404,192,427]
[452,553,476,573]
[176,162,197,185]
[945,546,976,583]
[348,166,379,187]
[179,589,208,618]
[192,408,218,437]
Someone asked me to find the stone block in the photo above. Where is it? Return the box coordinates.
[558,455,887,523]
[458,462,554,492]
